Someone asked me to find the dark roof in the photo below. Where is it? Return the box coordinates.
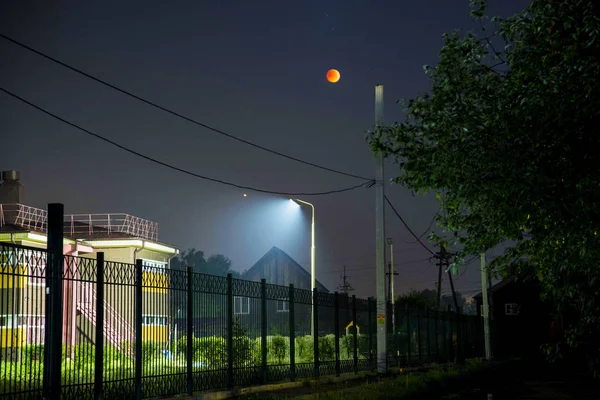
[473,276,516,300]
[242,246,329,292]
[0,224,31,234]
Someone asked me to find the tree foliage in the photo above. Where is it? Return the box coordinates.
[369,0,600,373]
[395,289,473,314]
[171,248,239,277]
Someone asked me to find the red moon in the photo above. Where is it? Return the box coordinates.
[326,69,340,83]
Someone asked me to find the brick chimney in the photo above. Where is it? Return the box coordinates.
[0,170,24,225]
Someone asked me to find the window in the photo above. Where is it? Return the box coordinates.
[234,297,250,315]
[505,303,520,316]
[0,314,45,327]
[142,259,167,274]
[277,300,289,313]
[17,315,45,327]
[142,315,168,326]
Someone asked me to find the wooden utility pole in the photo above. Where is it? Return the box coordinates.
[433,245,449,310]
[480,253,492,359]
[447,268,460,312]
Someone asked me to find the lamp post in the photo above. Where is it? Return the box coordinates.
[387,238,394,334]
[291,198,315,336]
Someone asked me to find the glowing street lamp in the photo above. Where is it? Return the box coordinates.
[290,198,316,336]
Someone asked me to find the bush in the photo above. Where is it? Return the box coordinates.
[177,335,228,366]
[340,334,372,360]
[141,341,162,362]
[232,317,254,367]
[296,335,314,362]
[268,335,289,364]
[357,334,371,358]
[340,335,354,360]
[318,335,335,361]
[72,343,96,366]
[22,345,44,363]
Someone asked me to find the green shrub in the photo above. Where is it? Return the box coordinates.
[268,335,289,364]
[318,335,335,361]
[232,317,254,367]
[340,335,354,359]
[177,335,228,366]
[22,344,44,363]
[141,341,162,361]
[357,334,371,358]
[296,335,314,362]
[339,334,372,360]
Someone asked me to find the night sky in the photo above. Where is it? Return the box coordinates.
[1,0,529,299]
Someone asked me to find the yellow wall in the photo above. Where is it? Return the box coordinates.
[0,266,27,288]
[142,326,168,343]
[142,271,168,293]
[0,328,26,348]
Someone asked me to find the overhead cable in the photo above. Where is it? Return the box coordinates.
[0,87,374,196]
[0,33,372,181]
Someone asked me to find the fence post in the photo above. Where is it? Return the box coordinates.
[448,305,454,362]
[334,292,340,377]
[367,297,374,370]
[289,284,296,382]
[435,309,439,363]
[426,308,430,363]
[135,259,143,400]
[313,288,319,378]
[261,279,268,384]
[352,295,358,374]
[227,273,234,389]
[417,309,422,363]
[43,203,64,400]
[406,305,411,365]
[94,252,105,400]
[457,307,464,363]
[187,267,193,395]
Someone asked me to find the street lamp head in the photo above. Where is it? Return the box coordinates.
[387,238,393,245]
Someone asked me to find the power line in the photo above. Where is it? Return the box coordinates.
[0,87,374,196]
[0,33,372,182]
[403,206,439,244]
[384,195,436,256]
[322,258,431,274]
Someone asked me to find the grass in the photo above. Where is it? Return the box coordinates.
[239,359,487,400]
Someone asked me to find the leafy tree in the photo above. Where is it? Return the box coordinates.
[394,289,468,313]
[170,249,239,321]
[369,0,600,373]
[395,289,438,310]
[172,248,240,277]
[171,248,206,272]
[206,254,240,278]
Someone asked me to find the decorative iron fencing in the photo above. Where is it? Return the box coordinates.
[0,242,484,400]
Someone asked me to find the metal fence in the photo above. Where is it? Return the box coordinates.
[0,242,484,400]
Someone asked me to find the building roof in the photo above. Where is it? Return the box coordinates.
[0,203,178,253]
[242,246,329,292]
[473,276,516,300]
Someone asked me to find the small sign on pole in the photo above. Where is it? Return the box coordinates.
[377,314,385,325]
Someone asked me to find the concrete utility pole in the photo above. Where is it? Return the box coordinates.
[374,84,387,373]
[480,253,492,360]
[386,238,398,334]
